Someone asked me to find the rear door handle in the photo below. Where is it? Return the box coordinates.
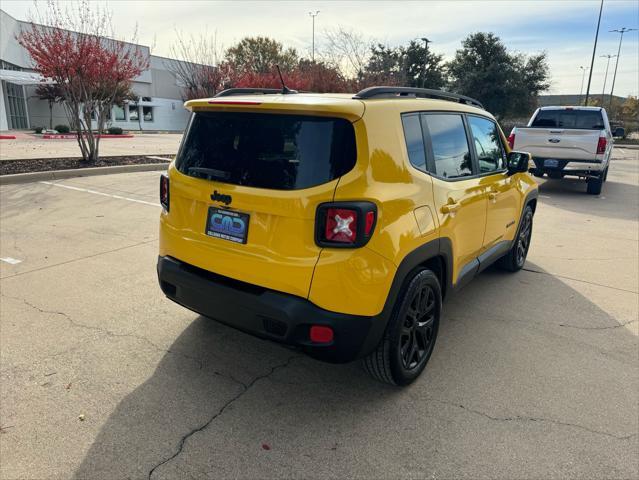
[441,202,461,214]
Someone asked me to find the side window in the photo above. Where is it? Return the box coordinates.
[422,114,473,179]
[468,116,506,173]
[401,114,426,171]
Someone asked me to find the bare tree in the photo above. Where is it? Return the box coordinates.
[320,26,372,79]
[164,30,231,100]
[19,0,147,162]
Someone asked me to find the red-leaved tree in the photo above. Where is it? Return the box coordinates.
[18,1,148,162]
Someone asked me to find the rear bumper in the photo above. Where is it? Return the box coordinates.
[532,157,605,176]
[157,255,375,363]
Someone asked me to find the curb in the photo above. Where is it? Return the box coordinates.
[42,134,135,139]
[0,162,168,185]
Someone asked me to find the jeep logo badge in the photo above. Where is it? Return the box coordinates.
[211,190,232,205]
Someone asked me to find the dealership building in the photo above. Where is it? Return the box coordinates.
[0,9,191,132]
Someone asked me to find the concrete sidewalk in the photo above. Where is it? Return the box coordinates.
[0,132,182,160]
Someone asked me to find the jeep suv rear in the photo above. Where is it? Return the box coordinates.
[158,87,538,385]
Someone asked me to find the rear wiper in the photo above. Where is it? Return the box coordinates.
[188,167,231,181]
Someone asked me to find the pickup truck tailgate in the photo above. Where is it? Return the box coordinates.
[514,128,601,161]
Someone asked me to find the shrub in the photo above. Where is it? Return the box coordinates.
[107,126,124,135]
[54,124,70,133]
[34,126,44,134]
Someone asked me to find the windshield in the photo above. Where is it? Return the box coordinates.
[176,111,356,190]
[531,110,605,130]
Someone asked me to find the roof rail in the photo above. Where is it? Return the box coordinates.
[215,87,298,97]
[353,86,484,109]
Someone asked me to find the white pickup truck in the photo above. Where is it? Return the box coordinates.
[509,106,617,194]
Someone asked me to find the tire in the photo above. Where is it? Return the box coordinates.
[498,205,534,272]
[363,268,441,386]
[586,175,603,195]
[548,171,563,179]
[533,171,544,178]
[603,167,609,182]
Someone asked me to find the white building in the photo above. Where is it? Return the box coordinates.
[0,9,191,132]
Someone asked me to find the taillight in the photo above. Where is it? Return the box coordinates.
[325,208,358,243]
[160,174,169,211]
[315,202,377,248]
[508,129,516,149]
[597,136,607,154]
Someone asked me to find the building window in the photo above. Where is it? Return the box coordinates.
[5,82,28,129]
[113,104,126,121]
[128,103,139,121]
[143,106,153,122]
[0,60,22,71]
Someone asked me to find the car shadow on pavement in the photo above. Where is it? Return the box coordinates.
[73,262,638,479]
[538,178,639,221]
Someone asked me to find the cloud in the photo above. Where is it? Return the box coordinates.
[2,0,637,95]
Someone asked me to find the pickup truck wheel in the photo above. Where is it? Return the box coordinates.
[498,205,533,272]
[587,175,603,195]
[363,268,441,386]
[533,170,544,178]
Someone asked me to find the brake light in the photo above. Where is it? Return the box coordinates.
[315,202,377,248]
[207,100,262,105]
[160,174,169,211]
[597,136,607,154]
[508,129,516,149]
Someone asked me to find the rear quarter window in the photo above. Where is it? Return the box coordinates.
[176,112,356,190]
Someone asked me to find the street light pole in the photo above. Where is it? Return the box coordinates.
[584,0,604,106]
[600,54,617,101]
[579,66,590,105]
[309,10,320,62]
[420,37,431,88]
[608,27,638,109]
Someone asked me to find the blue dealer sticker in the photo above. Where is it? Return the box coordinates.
[205,207,249,244]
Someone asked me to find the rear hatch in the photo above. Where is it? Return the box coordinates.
[161,95,363,299]
[516,109,605,160]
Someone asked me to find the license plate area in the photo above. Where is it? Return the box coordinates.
[205,207,249,244]
[544,159,559,168]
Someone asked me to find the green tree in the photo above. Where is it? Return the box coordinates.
[363,40,445,89]
[447,32,549,118]
[402,40,445,89]
[225,36,298,74]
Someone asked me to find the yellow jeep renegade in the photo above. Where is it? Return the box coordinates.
[157,86,538,385]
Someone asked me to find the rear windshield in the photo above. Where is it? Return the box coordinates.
[531,110,604,130]
[176,111,356,190]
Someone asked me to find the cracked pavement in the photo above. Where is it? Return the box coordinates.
[1,148,638,479]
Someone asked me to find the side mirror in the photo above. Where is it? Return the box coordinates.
[507,151,532,175]
[613,127,625,138]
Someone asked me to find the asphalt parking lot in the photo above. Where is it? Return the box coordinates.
[1,148,637,479]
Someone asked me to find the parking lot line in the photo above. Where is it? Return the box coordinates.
[39,181,160,207]
[0,257,22,265]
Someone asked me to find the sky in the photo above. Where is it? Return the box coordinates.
[3,0,639,97]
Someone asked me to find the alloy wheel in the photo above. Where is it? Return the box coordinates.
[399,283,436,370]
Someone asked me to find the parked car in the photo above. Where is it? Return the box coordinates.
[509,106,618,194]
[157,86,538,385]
